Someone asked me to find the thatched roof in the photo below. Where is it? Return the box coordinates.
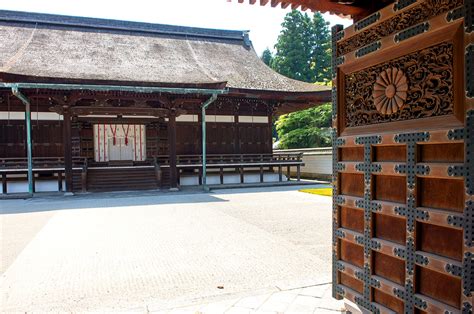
[0,10,328,94]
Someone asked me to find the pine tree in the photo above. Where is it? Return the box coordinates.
[261,48,273,66]
[271,10,334,148]
[271,10,331,84]
[310,12,331,83]
[272,10,314,83]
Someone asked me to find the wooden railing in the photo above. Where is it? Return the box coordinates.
[0,157,87,170]
[156,153,304,184]
[0,157,88,194]
[1,153,303,193]
[156,153,303,166]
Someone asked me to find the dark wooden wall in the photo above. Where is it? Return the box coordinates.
[332,0,472,313]
[0,119,273,159]
[0,120,63,158]
[176,121,272,155]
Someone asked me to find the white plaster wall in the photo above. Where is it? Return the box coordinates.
[274,148,332,178]
[180,172,287,186]
[1,180,65,194]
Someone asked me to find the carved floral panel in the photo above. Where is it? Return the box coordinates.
[336,0,463,56]
[344,41,454,128]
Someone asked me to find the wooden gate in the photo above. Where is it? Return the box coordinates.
[331,0,473,313]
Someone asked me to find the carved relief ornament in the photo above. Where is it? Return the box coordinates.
[373,68,408,115]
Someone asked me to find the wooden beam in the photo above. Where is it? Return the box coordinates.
[76,117,162,124]
[239,0,368,18]
[49,105,186,118]
[290,2,300,9]
[296,0,366,17]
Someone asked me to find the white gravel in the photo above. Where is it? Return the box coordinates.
[0,185,332,312]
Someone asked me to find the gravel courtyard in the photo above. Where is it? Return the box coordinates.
[0,185,336,312]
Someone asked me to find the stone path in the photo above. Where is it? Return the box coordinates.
[1,185,341,312]
[150,283,344,313]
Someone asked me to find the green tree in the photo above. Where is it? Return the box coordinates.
[261,48,273,66]
[272,10,314,82]
[269,11,333,148]
[275,103,332,149]
[310,12,331,83]
[271,10,331,83]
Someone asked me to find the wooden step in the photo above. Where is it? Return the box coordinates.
[85,167,159,192]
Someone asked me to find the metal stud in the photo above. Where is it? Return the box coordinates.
[394,194,429,232]
[394,280,427,313]
[355,12,381,31]
[393,0,417,11]
[355,41,382,58]
[394,22,430,42]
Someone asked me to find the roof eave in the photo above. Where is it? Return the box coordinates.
[0,72,228,91]
[227,87,331,102]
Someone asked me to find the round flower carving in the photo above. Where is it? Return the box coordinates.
[373,67,408,115]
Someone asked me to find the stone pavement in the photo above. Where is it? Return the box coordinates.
[1,185,341,312]
[149,282,344,313]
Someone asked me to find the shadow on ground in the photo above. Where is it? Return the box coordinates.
[0,183,329,215]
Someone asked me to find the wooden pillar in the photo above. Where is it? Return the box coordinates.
[63,108,73,193]
[57,172,62,191]
[197,113,202,154]
[2,173,7,194]
[234,114,240,154]
[268,110,273,153]
[168,110,178,190]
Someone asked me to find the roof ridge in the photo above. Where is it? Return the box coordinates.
[0,9,250,43]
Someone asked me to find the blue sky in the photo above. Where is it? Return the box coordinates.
[0,0,353,55]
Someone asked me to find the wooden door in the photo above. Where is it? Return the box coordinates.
[108,137,134,161]
[331,0,472,313]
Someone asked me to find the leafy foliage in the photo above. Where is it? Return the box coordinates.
[275,103,332,149]
[260,10,333,148]
[271,10,315,82]
[264,10,332,84]
[310,12,332,83]
[261,48,273,66]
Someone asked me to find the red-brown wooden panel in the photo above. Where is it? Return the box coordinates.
[332,0,470,311]
[373,251,405,285]
[339,147,364,161]
[373,175,406,203]
[374,213,406,245]
[340,240,364,268]
[417,222,463,261]
[374,145,406,162]
[339,173,364,197]
[416,266,462,309]
[340,206,364,233]
[418,178,465,212]
[373,288,405,313]
[340,272,363,294]
[418,143,464,163]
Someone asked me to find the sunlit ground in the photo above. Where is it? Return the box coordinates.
[299,187,332,196]
[1,185,334,312]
